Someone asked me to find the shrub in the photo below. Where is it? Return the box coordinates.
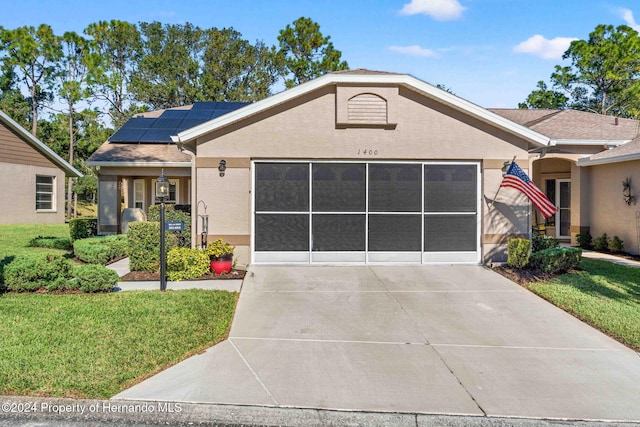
[74,264,119,292]
[167,247,210,281]
[46,277,79,292]
[127,222,174,272]
[529,247,582,274]
[593,233,609,251]
[205,238,235,261]
[609,236,624,253]
[3,254,73,292]
[28,236,72,250]
[69,218,98,242]
[148,204,191,248]
[507,238,530,269]
[73,235,128,265]
[532,236,559,252]
[576,231,593,249]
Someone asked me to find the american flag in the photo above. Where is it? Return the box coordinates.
[500,162,558,218]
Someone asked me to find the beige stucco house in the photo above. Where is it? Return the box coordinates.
[88,70,640,264]
[0,109,82,224]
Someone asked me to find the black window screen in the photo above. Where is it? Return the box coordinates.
[369,164,421,212]
[368,214,422,251]
[312,214,365,251]
[424,215,477,252]
[312,164,365,212]
[255,163,309,212]
[255,214,309,251]
[424,164,477,212]
[545,179,556,226]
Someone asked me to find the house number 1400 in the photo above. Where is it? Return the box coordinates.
[358,149,379,155]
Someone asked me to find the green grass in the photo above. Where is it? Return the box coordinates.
[528,258,640,350]
[0,290,237,398]
[0,224,70,259]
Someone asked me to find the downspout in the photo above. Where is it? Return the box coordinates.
[176,137,198,248]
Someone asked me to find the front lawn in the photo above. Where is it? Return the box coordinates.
[0,224,70,259]
[0,290,237,398]
[527,258,640,350]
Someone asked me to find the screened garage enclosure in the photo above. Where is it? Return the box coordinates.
[253,161,481,264]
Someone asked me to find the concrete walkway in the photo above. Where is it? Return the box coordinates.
[582,249,640,268]
[114,265,640,422]
[106,258,243,292]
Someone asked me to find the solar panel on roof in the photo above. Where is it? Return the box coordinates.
[190,102,223,110]
[150,118,184,129]
[177,119,205,131]
[160,109,189,118]
[119,118,156,129]
[109,128,149,142]
[184,109,212,119]
[109,102,249,143]
[138,129,175,142]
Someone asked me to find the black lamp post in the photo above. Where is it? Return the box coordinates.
[156,171,170,291]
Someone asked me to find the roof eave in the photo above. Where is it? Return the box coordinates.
[174,73,550,148]
[0,110,82,177]
[578,152,640,167]
[85,161,191,168]
[551,139,631,147]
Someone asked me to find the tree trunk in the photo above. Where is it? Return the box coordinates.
[66,105,74,220]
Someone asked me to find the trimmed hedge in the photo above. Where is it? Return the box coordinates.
[28,236,72,250]
[73,235,128,265]
[507,238,530,269]
[531,236,559,252]
[529,247,582,274]
[167,247,210,281]
[128,222,161,272]
[3,254,73,292]
[69,218,98,242]
[75,264,120,292]
[148,205,191,248]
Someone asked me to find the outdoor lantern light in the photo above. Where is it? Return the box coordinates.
[156,172,170,200]
[218,159,227,177]
[157,171,169,291]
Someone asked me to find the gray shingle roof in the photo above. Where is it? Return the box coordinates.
[490,109,639,141]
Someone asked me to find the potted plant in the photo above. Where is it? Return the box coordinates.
[205,238,235,274]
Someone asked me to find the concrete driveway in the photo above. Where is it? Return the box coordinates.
[115,266,640,422]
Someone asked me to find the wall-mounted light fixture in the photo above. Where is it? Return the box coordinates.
[218,159,227,177]
[623,177,635,205]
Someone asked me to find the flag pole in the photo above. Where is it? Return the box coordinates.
[489,156,516,208]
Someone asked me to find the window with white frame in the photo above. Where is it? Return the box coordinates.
[153,178,179,204]
[133,179,145,209]
[36,175,55,211]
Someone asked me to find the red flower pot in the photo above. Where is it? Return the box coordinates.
[210,259,232,275]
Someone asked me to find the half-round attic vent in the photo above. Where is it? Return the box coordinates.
[348,93,387,124]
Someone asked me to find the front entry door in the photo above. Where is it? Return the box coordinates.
[556,179,571,239]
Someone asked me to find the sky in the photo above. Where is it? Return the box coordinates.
[2,0,640,108]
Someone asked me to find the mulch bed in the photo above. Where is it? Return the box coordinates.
[120,269,246,281]
[491,265,556,287]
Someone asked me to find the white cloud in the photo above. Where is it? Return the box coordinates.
[399,0,466,21]
[513,35,577,60]
[619,8,640,31]
[388,45,439,57]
